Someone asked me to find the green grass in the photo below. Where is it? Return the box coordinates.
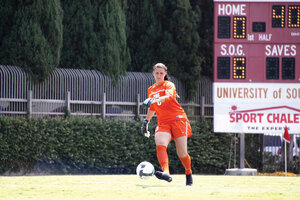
[1,175,300,200]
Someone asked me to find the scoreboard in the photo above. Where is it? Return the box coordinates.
[213,0,300,134]
[214,0,300,82]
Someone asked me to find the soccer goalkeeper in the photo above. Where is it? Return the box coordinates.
[141,63,193,186]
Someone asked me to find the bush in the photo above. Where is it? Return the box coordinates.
[0,116,231,175]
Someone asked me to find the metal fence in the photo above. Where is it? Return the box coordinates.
[0,65,213,120]
[1,65,300,173]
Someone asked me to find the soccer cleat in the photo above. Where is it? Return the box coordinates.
[154,171,172,182]
[186,173,193,186]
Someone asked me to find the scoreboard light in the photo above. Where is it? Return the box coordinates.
[282,57,295,80]
[233,57,246,79]
[218,16,231,38]
[233,17,246,39]
[288,5,300,28]
[217,57,230,79]
[266,57,279,80]
[253,22,266,32]
[272,5,285,28]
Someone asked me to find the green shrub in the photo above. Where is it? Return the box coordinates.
[0,117,231,175]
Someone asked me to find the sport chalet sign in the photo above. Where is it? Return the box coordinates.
[213,83,300,134]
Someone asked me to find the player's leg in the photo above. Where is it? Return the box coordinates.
[172,120,193,185]
[175,136,191,174]
[154,131,172,182]
[174,136,193,185]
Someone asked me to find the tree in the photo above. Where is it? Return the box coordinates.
[0,0,63,82]
[126,0,164,72]
[127,0,202,99]
[190,0,214,78]
[159,0,202,99]
[60,0,130,84]
[98,0,131,83]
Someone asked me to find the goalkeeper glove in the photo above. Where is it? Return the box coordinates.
[143,97,160,107]
[141,119,150,138]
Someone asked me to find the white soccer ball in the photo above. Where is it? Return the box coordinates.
[136,161,155,179]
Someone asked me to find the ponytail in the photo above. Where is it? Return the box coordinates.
[164,74,169,81]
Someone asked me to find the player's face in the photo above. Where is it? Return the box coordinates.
[153,67,167,85]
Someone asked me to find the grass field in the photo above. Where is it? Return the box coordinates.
[1,174,300,200]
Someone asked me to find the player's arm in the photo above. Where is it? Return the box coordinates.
[145,109,155,121]
[153,95,170,103]
[155,82,177,103]
[143,83,177,106]
[143,94,173,106]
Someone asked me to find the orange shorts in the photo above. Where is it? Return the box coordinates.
[154,119,193,140]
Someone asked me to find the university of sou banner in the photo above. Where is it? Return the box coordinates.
[213,82,300,134]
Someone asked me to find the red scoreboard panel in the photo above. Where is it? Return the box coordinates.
[213,0,300,134]
[214,0,300,83]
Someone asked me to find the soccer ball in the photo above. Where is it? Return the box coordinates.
[136,161,155,179]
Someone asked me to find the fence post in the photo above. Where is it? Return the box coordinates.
[288,134,294,167]
[67,91,71,109]
[240,133,245,169]
[102,92,106,119]
[27,90,32,118]
[137,93,140,120]
[201,96,205,117]
[66,91,71,116]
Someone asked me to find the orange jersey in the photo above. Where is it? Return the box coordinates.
[148,81,187,123]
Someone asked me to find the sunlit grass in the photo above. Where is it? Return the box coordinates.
[1,174,300,200]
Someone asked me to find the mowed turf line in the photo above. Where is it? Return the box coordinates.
[1,175,300,200]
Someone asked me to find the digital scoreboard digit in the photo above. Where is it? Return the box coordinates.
[233,57,246,79]
[213,0,300,134]
[233,17,247,39]
[272,5,285,28]
[288,5,300,28]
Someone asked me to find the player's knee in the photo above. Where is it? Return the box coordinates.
[155,132,171,146]
[177,151,188,158]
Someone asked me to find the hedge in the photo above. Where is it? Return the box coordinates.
[0,116,231,175]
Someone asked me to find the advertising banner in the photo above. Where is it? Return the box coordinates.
[213,82,300,134]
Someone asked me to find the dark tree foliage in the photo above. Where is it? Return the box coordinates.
[60,0,130,84]
[127,0,202,99]
[126,0,165,72]
[159,0,202,99]
[190,0,213,78]
[0,0,63,82]
[59,1,96,69]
